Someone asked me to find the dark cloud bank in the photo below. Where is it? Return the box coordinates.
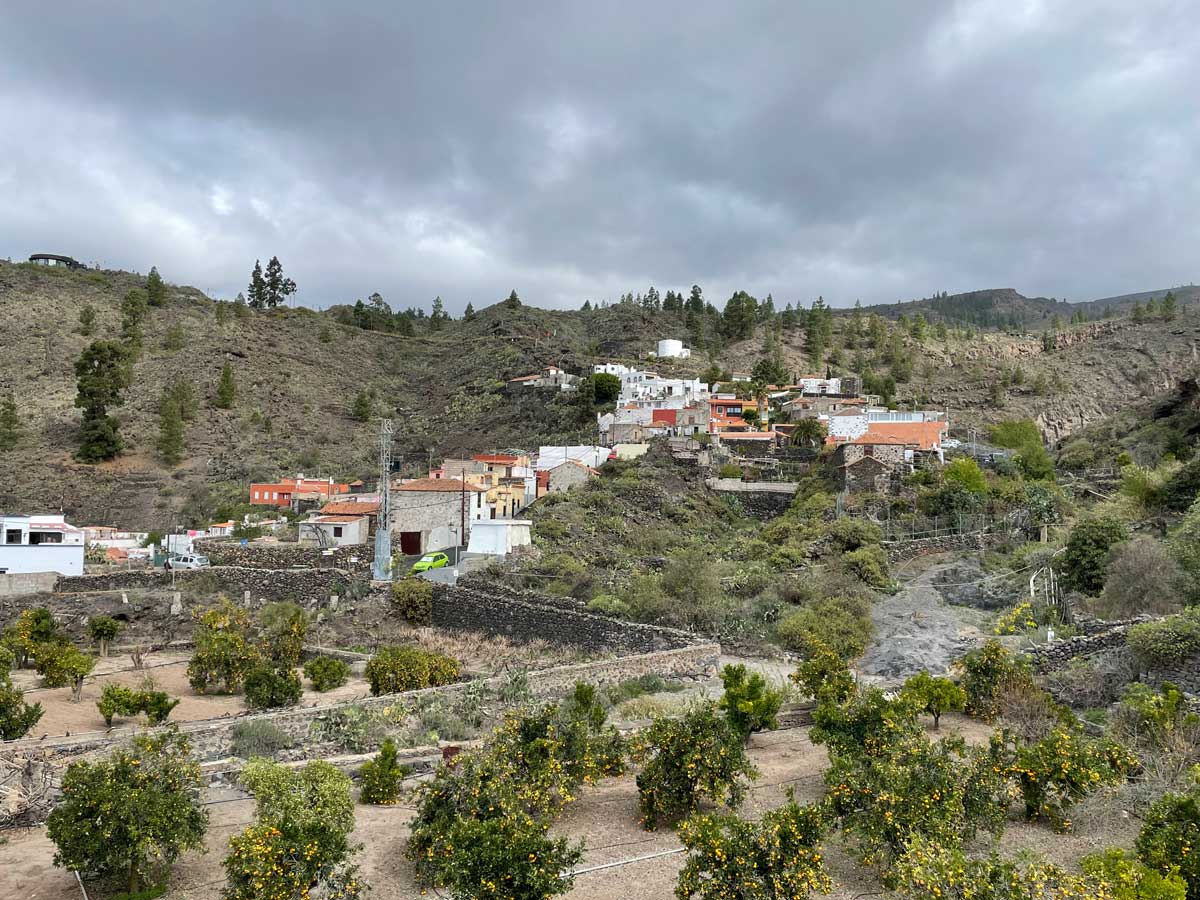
[1,1,1196,313]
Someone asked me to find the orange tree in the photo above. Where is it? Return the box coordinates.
[718,663,783,741]
[809,685,922,760]
[954,639,1033,721]
[823,730,1008,873]
[892,837,1186,899]
[790,643,856,705]
[633,701,757,830]
[899,670,966,730]
[408,697,624,891]
[223,758,363,900]
[989,727,1139,830]
[187,598,260,694]
[1135,777,1199,899]
[676,796,831,900]
[47,729,207,895]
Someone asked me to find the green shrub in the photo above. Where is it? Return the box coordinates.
[303,655,350,692]
[633,702,756,830]
[0,674,43,739]
[1136,785,1200,899]
[230,720,294,758]
[900,671,966,730]
[390,578,433,625]
[97,684,180,726]
[243,664,302,709]
[842,545,890,588]
[718,463,743,478]
[1063,514,1130,595]
[1128,609,1200,671]
[36,644,95,700]
[364,646,460,696]
[776,595,873,661]
[827,517,882,552]
[1079,848,1188,900]
[943,457,988,494]
[587,593,631,617]
[717,663,782,740]
[988,419,1042,450]
[358,738,408,804]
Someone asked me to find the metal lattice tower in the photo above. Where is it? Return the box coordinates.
[372,419,394,581]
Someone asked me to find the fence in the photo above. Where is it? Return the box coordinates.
[839,505,1035,543]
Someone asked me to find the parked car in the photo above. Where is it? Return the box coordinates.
[410,552,450,574]
[166,554,210,570]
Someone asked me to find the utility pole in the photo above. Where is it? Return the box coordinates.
[372,419,394,581]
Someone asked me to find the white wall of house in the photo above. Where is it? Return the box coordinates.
[0,544,84,576]
[824,413,869,441]
[298,517,369,547]
[466,520,532,557]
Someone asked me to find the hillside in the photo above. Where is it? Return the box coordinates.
[854,285,1200,330]
[0,262,705,527]
[3,259,1200,528]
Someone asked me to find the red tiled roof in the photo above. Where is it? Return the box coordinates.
[474,454,520,464]
[651,409,678,425]
[320,500,381,515]
[508,374,540,382]
[721,431,779,440]
[309,515,366,524]
[397,478,486,493]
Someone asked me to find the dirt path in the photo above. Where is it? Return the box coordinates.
[858,552,995,683]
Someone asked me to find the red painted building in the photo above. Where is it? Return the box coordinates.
[250,475,350,508]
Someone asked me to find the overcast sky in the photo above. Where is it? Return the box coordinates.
[1,2,1197,313]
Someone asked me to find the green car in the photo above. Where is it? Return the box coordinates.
[410,552,450,574]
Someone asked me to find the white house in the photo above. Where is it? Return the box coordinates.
[298,515,370,547]
[0,514,85,576]
[655,339,691,359]
[466,519,532,557]
[536,446,610,470]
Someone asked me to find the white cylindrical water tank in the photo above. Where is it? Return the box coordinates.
[657,339,685,358]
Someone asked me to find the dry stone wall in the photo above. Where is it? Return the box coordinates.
[54,567,350,607]
[0,642,719,767]
[428,580,696,652]
[193,538,372,576]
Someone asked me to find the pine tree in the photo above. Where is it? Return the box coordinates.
[119,289,148,356]
[215,301,230,326]
[429,296,448,330]
[1162,290,1177,322]
[167,376,197,421]
[162,322,186,352]
[156,393,184,465]
[263,256,297,308]
[145,266,167,307]
[234,292,250,318]
[686,285,705,314]
[215,364,236,409]
[464,302,476,321]
[1132,301,1145,323]
[78,305,96,336]
[74,340,130,462]
[247,261,267,309]
[351,389,372,422]
[504,290,521,309]
[0,392,20,452]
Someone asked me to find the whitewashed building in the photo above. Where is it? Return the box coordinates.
[466,519,532,557]
[0,514,85,576]
[655,339,691,359]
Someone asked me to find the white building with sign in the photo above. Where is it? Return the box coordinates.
[0,514,85,576]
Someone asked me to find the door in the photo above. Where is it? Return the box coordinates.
[399,531,421,555]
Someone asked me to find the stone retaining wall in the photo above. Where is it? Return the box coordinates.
[193,538,373,577]
[54,566,350,607]
[0,642,720,766]
[429,581,696,652]
[882,532,996,563]
[1029,627,1131,673]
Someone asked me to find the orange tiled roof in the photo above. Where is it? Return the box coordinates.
[320,500,381,515]
[309,515,367,524]
[398,478,486,493]
[474,454,521,464]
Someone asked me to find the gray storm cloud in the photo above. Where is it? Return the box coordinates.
[1,0,1197,313]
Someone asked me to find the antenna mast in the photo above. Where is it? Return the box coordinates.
[372,419,395,581]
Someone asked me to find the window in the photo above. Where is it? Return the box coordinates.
[253,490,259,500]
[4,529,21,545]
[272,492,278,500]
[333,526,343,538]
